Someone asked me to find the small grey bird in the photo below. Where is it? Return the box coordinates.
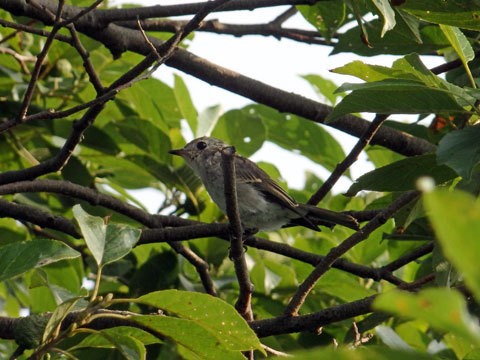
[169,137,359,232]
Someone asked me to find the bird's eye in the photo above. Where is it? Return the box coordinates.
[196,141,207,150]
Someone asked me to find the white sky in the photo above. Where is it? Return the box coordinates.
[111,1,444,213]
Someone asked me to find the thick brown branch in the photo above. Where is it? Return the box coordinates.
[0,198,80,238]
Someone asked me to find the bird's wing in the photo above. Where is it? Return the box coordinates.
[234,155,299,211]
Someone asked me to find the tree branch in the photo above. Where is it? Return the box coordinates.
[221,146,254,321]
[285,191,420,316]
[0,0,436,157]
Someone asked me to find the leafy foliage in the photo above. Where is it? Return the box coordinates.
[0,0,479,359]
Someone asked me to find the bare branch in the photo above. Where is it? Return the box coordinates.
[308,114,389,205]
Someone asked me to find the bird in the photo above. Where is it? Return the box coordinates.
[169,137,359,233]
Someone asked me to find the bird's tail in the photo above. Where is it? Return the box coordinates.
[289,204,359,231]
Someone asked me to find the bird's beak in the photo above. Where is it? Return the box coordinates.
[169,148,186,157]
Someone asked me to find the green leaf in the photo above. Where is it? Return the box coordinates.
[366,145,405,168]
[117,78,181,129]
[345,154,458,196]
[375,325,413,351]
[439,25,475,87]
[440,25,474,63]
[130,315,246,360]
[71,329,147,360]
[0,239,80,282]
[326,79,467,123]
[297,1,346,40]
[268,345,434,359]
[133,290,262,352]
[332,53,444,86]
[174,74,197,135]
[72,326,160,347]
[374,288,480,346]
[424,189,480,299]
[212,108,266,157]
[73,205,105,266]
[400,0,480,31]
[301,74,343,105]
[333,20,448,56]
[73,205,140,267]
[42,296,82,342]
[114,116,172,163]
[319,269,376,302]
[245,105,346,174]
[396,9,422,44]
[102,224,141,266]
[196,104,223,137]
[83,155,158,189]
[437,125,480,180]
[370,0,396,37]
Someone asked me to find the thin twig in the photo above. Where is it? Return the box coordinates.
[67,24,104,94]
[0,19,72,44]
[308,114,389,206]
[269,6,298,26]
[382,242,434,272]
[15,0,66,123]
[59,0,104,27]
[0,47,36,73]
[169,242,218,297]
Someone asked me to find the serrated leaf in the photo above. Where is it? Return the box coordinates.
[346,154,457,196]
[436,125,480,180]
[0,239,80,282]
